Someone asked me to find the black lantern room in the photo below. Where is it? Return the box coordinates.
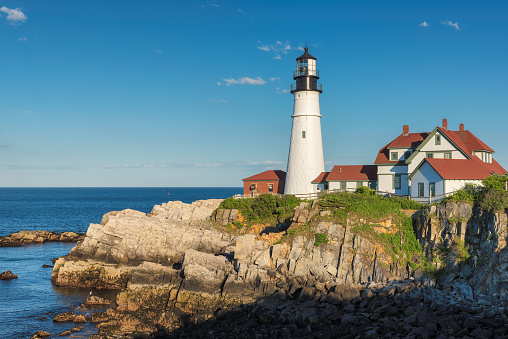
[290,47,322,93]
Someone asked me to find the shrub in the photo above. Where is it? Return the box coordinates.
[355,186,374,196]
[314,233,329,247]
[482,175,508,191]
[478,189,508,212]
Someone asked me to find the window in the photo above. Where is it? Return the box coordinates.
[444,152,452,159]
[426,153,434,158]
[418,183,424,197]
[369,181,377,190]
[357,181,364,188]
[394,174,401,189]
[249,184,257,191]
[268,184,273,192]
[404,150,412,160]
[429,183,436,197]
[324,183,329,190]
[390,152,398,161]
[435,135,441,145]
[302,131,306,138]
[340,182,346,191]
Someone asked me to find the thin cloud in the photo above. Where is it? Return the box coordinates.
[270,77,281,82]
[207,99,227,103]
[257,40,300,60]
[0,144,7,147]
[419,21,429,27]
[222,76,266,86]
[18,36,27,42]
[276,87,290,94]
[441,19,460,30]
[0,6,27,24]
[155,49,162,53]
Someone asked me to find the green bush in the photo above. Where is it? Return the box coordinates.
[478,189,508,212]
[482,175,508,191]
[314,233,329,247]
[355,186,374,196]
[217,194,303,225]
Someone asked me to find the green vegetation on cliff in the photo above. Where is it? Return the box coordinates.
[444,174,508,212]
[217,194,303,226]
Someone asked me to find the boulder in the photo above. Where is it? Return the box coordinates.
[0,270,18,280]
[53,312,76,322]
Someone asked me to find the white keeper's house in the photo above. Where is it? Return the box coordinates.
[312,118,507,202]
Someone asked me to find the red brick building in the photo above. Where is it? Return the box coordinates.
[242,170,286,195]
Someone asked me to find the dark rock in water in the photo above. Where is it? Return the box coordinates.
[83,295,112,305]
[0,270,18,280]
[71,326,84,332]
[73,314,89,323]
[42,264,53,268]
[0,230,85,247]
[56,330,72,336]
[52,257,59,264]
[33,331,51,338]
[52,312,76,322]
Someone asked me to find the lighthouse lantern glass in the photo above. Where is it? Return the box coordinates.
[296,59,316,76]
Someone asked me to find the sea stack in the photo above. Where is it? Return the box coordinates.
[285,47,325,196]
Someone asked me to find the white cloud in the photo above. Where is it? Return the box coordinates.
[155,49,162,53]
[276,87,290,94]
[222,76,266,86]
[257,45,271,52]
[441,19,460,30]
[297,46,304,51]
[210,3,218,7]
[270,77,281,82]
[0,6,27,24]
[257,40,300,59]
[208,99,227,103]
[419,21,429,27]
[217,81,221,86]
[238,9,244,14]
[18,36,27,42]
[0,144,7,147]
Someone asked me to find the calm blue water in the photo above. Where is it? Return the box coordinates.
[0,187,241,338]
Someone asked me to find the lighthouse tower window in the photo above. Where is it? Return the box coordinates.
[302,131,306,138]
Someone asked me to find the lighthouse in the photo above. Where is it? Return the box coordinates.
[284,47,325,195]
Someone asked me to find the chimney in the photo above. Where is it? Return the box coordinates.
[403,125,409,136]
[442,118,448,130]
[459,123,464,131]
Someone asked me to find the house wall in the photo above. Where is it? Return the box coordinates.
[444,179,483,194]
[328,181,376,191]
[377,165,409,195]
[243,180,284,195]
[409,162,444,202]
[387,148,413,162]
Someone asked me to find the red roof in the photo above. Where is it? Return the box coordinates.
[441,129,494,157]
[375,127,495,164]
[327,165,377,181]
[425,158,506,180]
[311,172,330,183]
[243,170,286,181]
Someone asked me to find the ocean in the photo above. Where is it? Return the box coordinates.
[0,187,242,338]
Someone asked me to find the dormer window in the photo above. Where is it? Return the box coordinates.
[390,152,398,161]
[435,135,441,145]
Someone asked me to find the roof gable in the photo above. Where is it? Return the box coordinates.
[375,133,428,164]
[243,170,286,181]
[327,165,377,181]
[410,158,506,181]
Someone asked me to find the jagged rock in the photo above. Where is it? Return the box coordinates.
[56,330,72,336]
[0,230,85,247]
[71,326,84,332]
[0,270,18,280]
[83,295,112,305]
[33,331,51,338]
[73,314,89,323]
[53,312,76,322]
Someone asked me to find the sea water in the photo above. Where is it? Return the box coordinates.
[0,187,242,338]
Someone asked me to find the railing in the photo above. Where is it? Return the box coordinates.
[290,82,322,93]
[293,70,319,78]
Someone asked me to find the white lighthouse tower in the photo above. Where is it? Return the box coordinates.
[284,47,325,195]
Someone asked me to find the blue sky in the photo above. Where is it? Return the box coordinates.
[1,1,507,187]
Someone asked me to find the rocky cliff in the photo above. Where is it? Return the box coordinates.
[51,197,508,337]
[415,201,508,299]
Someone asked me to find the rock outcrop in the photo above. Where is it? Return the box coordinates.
[0,270,18,280]
[52,198,508,336]
[415,201,508,298]
[0,230,84,247]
